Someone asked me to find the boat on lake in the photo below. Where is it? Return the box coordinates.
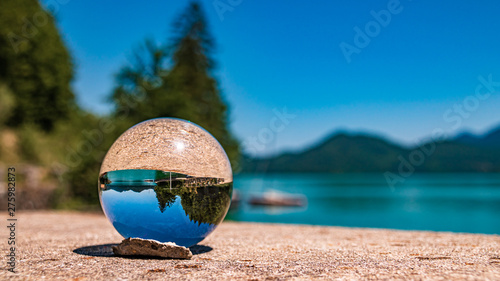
[249,190,307,207]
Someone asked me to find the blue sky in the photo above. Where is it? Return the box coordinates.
[44,0,500,156]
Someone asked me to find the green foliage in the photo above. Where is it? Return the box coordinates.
[0,1,240,210]
[179,184,232,225]
[18,124,40,163]
[0,0,75,131]
[110,1,240,167]
[53,113,124,208]
[167,2,240,167]
[0,83,16,125]
[151,183,232,225]
[155,186,178,212]
[62,2,241,207]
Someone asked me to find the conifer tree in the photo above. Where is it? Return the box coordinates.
[111,2,240,167]
[166,2,239,167]
[0,0,75,131]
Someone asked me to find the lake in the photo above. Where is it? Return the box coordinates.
[227,173,500,234]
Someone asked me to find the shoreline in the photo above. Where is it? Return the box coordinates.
[226,218,500,237]
[1,211,499,280]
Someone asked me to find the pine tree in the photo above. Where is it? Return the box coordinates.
[166,1,239,167]
[110,1,240,167]
[110,38,167,125]
[0,0,75,131]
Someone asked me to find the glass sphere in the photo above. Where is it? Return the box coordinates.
[98,118,233,247]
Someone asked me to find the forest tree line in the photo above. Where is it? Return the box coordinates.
[0,0,240,209]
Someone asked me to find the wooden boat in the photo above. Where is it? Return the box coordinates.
[249,190,307,207]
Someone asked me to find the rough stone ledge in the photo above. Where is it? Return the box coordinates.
[2,211,500,280]
[112,237,192,259]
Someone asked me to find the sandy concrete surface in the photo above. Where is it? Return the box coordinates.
[1,211,499,280]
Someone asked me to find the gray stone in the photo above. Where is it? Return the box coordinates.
[112,238,193,259]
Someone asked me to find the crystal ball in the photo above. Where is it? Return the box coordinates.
[98,118,233,247]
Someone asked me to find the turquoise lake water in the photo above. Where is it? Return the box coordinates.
[228,173,500,234]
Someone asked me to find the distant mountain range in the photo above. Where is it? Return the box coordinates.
[241,126,500,173]
[454,128,500,148]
